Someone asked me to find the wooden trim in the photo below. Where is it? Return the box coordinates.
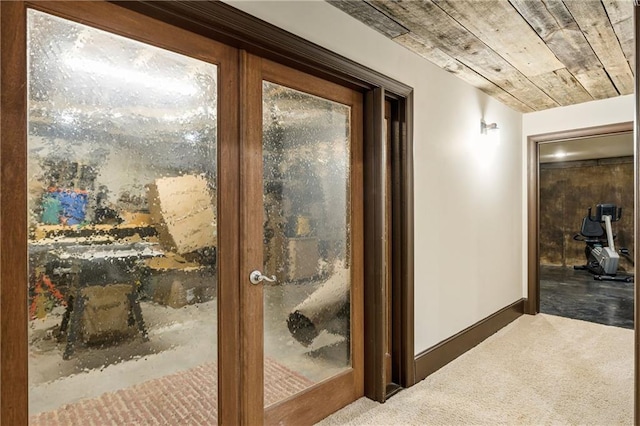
[634,5,639,424]
[527,123,634,143]
[262,58,358,106]
[525,122,634,315]
[397,91,415,387]
[216,40,242,426]
[265,370,359,425]
[0,2,2,418]
[388,93,415,389]
[364,87,387,402]
[351,86,366,401]
[414,299,525,382]
[27,1,234,67]
[112,1,412,97]
[239,50,264,425]
[384,100,393,393]
[1,2,28,425]
[526,130,539,315]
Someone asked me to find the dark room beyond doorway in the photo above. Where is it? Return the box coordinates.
[538,132,634,329]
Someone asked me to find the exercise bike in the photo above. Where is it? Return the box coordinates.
[573,203,633,283]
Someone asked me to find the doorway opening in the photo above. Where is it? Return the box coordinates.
[527,122,634,315]
[537,132,634,328]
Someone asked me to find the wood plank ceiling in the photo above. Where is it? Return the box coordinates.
[327,0,634,112]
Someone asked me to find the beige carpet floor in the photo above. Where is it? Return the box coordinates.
[319,314,633,426]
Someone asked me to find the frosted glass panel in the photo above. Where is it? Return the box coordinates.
[262,81,351,406]
[27,10,218,424]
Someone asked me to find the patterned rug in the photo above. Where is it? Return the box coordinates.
[30,358,314,425]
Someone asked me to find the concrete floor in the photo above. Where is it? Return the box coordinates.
[29,277,349,416]
[540,265,634,329]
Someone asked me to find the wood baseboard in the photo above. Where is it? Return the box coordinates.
[414,298,525,382]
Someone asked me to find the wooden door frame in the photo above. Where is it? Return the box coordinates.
[364,89,415,401]
[1,2,29,422]
[635,6,639,422]
[1,1,415,423]
[525,121,633,316]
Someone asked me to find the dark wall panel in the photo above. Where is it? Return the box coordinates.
[540,157,633,270]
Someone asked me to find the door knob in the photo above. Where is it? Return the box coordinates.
[249,270,277,285]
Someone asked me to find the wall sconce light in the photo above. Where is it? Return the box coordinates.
[480,120,499,135]
[473,119,500,166]
[480,119,500,147]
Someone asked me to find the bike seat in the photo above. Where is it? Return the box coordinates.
[579,216,604,238]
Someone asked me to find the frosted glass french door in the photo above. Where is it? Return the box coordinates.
[240,54,364,425]
[23,3,238,424]
[7,3,362,424]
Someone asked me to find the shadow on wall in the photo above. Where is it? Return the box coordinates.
[539,156,634,271]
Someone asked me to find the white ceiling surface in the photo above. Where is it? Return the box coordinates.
[539,132,633,163]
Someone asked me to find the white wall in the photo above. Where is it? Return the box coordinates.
[523,95,634,136]
[521,94,634,295]
[226,0,524,354]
